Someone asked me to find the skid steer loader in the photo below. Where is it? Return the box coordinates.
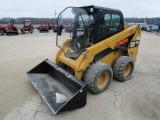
[27,6,141,115]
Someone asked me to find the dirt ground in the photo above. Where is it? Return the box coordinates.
[0,30,160,120]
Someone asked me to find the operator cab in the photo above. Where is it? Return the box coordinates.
[57,5,124,59]
[24,20,32,26]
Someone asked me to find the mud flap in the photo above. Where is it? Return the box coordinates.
[27,59,88,115]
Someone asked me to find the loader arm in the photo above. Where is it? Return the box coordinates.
[88,25,141,60]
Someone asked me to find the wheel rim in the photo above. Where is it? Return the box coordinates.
[124,63,131,77]
[97,71,109,89]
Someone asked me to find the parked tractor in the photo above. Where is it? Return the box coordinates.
[53,24,58,32]
[23,20,33,34]
[0,20,19,36]
[48,23,52,30]
[39,22,49,32]
[64,24,73,32]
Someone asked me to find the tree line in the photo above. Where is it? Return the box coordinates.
[0,17,160,25]
[0,18,57,24]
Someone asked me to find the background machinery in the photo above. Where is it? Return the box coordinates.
[27,6,141,114]
[64,24,73,32]
[53,24,58,32]
[23,20,33,34]
[0,20,19,35]
[39,21,49,32]
[48,23,52,30]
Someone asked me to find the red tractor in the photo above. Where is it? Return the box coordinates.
[53,24,58,32]
[48,23,52,30]
[64,24,73,32]
[23,20,33,34]
[0,20,19,36]
[39,22,49,32]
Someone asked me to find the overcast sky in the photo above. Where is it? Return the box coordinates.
[0,0,159,18]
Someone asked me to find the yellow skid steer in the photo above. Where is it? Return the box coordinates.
[27,6,141,114]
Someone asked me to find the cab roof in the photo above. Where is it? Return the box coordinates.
[80,5,122,13]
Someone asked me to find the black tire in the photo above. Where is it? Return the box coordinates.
[113,56,134,82]
[84,62,113,94]
[30,29,33,34]
[15,30,18,35]
[53,29,57,32]
[0,30,4,36]
[22,28,25,34]
[14,28,18,35]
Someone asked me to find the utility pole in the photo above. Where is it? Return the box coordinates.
[54,10,57,24]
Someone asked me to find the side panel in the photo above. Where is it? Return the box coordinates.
[98,50,124,67]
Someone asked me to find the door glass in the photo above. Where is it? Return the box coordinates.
[110,14,120,32]
[104,14,111,27]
